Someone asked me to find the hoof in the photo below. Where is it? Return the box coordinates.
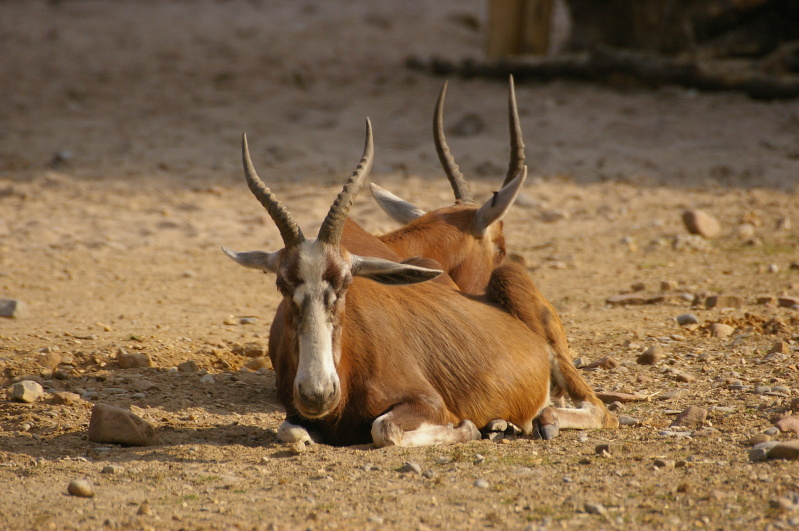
[537,423,560,440]
[458,419,482,441]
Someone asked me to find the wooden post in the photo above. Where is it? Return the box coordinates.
[486,0,554,59]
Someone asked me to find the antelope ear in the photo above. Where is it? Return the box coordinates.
[369,183,426,224]
[350,255,442,285]
[221,247,281,273]
[474,165,527,235]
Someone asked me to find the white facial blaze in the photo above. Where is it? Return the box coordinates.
[294,241,339,407]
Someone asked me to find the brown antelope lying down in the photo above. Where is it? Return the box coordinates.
[371,77,526,294]
[222,120,617,447]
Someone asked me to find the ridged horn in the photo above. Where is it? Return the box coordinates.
[434,81,474,205]
[242,133,305,248]
[503,75,526,187]
[317,118,374,245]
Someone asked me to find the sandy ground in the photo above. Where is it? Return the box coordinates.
[1,1,799,529]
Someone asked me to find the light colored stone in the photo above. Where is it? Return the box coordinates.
[87,403,157,446]
[10,380,44,403]
[583,356,619,370]
[682,209,721,238]
[67,479,94,498]
[116,349,151,369]
[398,462,422,474]
[776,416,799,435]
[0,299,28,318]
[595,391,648,404]
[671,406,707,428]
[177,360,200,373]
[637,344,662,365]
[710,323,735,338]
[232,342,266,358]
[676,313,698,326]
[199,374,215,384]
[244,357,272,371]
[473,478,489,489]
[51,391,82,405]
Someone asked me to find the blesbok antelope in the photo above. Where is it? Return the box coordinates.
[371,77,526,294]
[222,120,616,447]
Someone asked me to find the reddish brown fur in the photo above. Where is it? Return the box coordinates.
[378,205,505,294]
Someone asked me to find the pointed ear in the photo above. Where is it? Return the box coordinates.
[474,166,527,235]
[350,255,442,285]
[369,183,426,224]
[221,247,281,273]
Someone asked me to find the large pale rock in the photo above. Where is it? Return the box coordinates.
[0,299,28,318]
[710,323,735,338]
[671,406,707,428]
[116,349,152,369]
[10,380,44,403]
[682,209,721,238]
[87,403,157,446]
[776,416,799,435]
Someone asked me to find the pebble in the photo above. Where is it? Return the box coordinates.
[130,393,146,399]
[659,430,692,437]
[289,440,307,455]
[422,470,435,479]
[671,406,707,428]
[398,462,421,474]
[244,357,272,371]
[768,441,799,460]
[706,297,743,310]
[102,465,123,474]
[473,454,485,464]
[88,403,158,446]
[749,448,769,462]
[710,323,736,338]
[682,209,721,238]
[584,502,607,516]
[637,344,662,365]
[746,434,772,446]
[776,416,799,435]
[583,356,618,370]
[67,479,95,498]
[595,443,613,455]
[676,313,699,326]
[653,458,675,469]
[765,427,780,436]
[37,352,62,369]
[0,298,28,318]
[178,360,200,373]
[137,501,153,516]
[52,391,82,405]
[232,342,266,358]
[606,293,647,306]
[10,380,44,403]
[116,349,152,369]
[659,389,686,401]
[673,371,696,383]
[618,416,639,426]
[473,478,489,489]
[199,374,215,384]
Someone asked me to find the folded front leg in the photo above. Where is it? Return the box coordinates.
[371,400,480,448]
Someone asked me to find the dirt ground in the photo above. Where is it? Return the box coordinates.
[1,1,799,529]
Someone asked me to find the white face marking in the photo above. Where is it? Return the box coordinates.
[292,240,340,416]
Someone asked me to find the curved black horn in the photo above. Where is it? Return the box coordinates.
[242,133,305,248]
[503,75,526,187]
[434,81,474,205]
[317,118,374,245]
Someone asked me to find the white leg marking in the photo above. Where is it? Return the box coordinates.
[277,420,321,444]
[371,412,480,448]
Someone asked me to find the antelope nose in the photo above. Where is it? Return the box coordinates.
[296,380,339,416]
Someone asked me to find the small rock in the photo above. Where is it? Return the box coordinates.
[133,380,159,392]
[658,389,686,401]
[289,440,306,455]
[473,478,489,489]
[765,427,780,436]
[606,293,647,306]
[422,470,435,479]
[177,360,200,373]
[398,462,422,474]
[768,441,799,460]
[671,406,707,428]
[776,416,799,435]
[746,434,772,446]
[637,345,663,365]
[691,427,720,438]
[661,280,678,292]
[706,296,743,310]
[769,341,791,355]
[51,391,82,405]
[584,502,607,516]
[199,374,215,384]
[653,458,675,469]
[778,297,799,308]
[116,349,151,369]
[630,282,646,292]
[595,443,614,455]
[583,356,619,370]
[473,454,485,464]
[10,380,44,403]
[607,401,623,412]
[232,342,265,358]
[736,223,756,240]
[749,448,770,462]
[0,298,28,318]
[673,371,696,383]
[37,352,62,369]
[618,416,639,426]
[682,209,721,238]
[710,323,735,338]
[676,314,699,326]
[244,357,272,371]
[88,403,158,446]
[137,501,153,516]
[102,465,123,474]
[67,479,94,498]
